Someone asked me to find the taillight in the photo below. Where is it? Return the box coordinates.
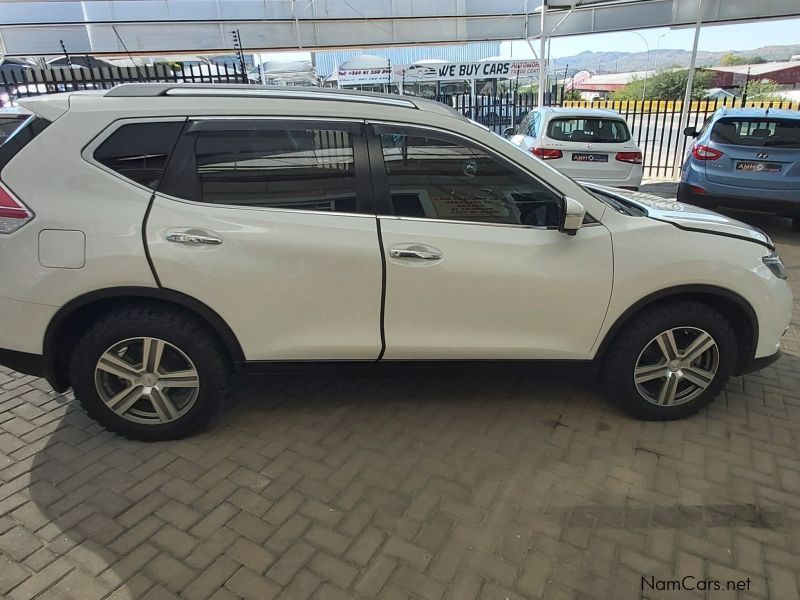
[532,147,563,160]
[691,144,723,161]
[0,183,33,234]
[615,151,642,164]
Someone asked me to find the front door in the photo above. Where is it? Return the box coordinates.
[146,118,383,361]
[369,124,613,360]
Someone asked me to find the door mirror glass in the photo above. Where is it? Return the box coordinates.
[561,197,585,235]
[683,126,698,137]
[502,127,515,138]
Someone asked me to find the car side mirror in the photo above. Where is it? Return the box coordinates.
[502,127,515,138]
[561,198,585,236]
[683,126,698,137]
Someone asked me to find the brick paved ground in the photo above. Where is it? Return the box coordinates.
[1,183,799,599]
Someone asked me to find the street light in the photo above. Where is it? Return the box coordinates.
[653,33,667,71]
[629,31,651,100]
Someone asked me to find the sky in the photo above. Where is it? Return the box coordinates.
[258,16,800,64]
[501,17,800,59]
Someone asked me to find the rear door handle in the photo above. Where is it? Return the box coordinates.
[165,230,223,246]
[389,247,442,260]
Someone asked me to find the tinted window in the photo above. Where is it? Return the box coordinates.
[165,125,357,212]
[711,118,800,148]
[94,121,184,189]
[0,117,28,145]
[378,128,562,227]
[547,117,630,143]
[0,116,50,173]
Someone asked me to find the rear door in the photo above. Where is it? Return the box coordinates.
[544,116,638,180]
[145,118,384,362]
[704,117,800,190]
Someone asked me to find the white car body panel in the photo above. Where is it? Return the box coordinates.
[379,217,613,359]
[146,197,383,360]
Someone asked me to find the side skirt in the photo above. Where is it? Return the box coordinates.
[243,359,601,377]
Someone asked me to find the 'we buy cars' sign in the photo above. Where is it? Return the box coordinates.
[337,60,544,85]
[417,60,543,81]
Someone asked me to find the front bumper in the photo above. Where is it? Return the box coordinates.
[741,349,782,375]
[0,348,44,377]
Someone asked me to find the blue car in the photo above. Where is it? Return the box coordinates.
[678,107,800,231]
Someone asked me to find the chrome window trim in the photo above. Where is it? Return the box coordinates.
[152,189,373,221]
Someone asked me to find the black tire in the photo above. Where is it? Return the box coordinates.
[603,301,737,420]
[69,304,231,440]
[792,216,800,233]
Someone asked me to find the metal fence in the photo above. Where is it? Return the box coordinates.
[2,64,798,180]
[0,63,249,104]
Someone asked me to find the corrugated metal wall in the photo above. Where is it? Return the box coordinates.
[314,42,502,76]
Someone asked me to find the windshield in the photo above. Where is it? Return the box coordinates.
[710,118,800,148]
[547,117,631,143]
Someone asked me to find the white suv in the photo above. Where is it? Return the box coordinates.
[508,107,643,189]
[0,84,791,440]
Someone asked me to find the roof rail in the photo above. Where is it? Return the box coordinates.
[105,83,418,108]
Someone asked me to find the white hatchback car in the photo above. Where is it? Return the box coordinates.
[0,84,791,440]
[508,107,643,189]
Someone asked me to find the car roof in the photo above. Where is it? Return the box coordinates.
[717,107,800,120]
[538,106,623,119]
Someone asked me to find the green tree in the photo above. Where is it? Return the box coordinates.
[720,53,767,66]
[610,68,714,100]
[720,52,747,66]
[744,79,783,101]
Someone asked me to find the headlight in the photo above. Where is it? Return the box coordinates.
[763,252,787,280]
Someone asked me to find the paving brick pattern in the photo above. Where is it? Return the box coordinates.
[2,185,800,599]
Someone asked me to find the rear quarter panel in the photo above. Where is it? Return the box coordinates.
[0,107,158,316]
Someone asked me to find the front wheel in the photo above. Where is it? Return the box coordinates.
[70,305,231,440]
[603,301,737,420]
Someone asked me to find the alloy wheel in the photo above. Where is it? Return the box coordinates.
[94,337,200,424]
[633,327,719,407]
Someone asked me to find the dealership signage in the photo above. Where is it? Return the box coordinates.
[337,59,545,85]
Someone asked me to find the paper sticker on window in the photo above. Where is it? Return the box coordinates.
[432,195,509,218]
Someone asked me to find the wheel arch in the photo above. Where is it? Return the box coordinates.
[44,287,246,392]
[594,284,758,376]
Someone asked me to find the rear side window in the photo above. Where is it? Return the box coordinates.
[94,121,184,190]
[547,117,630,143]
[161,122,360,213]
[0,116,51,174]
[710,118,800,148]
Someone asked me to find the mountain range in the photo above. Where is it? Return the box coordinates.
[548,44,800,75]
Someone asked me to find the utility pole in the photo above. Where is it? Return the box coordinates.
[231,29,248,83]
[673,0,703,180]
[59,40,73,68]
[537,0,547,107]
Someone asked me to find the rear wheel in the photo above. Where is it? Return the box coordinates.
[70,305,230,440]
[603,301,736,420]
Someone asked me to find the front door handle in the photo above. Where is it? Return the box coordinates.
[389,248,442,260]
[165,230,223,246]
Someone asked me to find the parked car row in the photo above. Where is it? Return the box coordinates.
[0,84,790,439]
[678,107,800,232]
